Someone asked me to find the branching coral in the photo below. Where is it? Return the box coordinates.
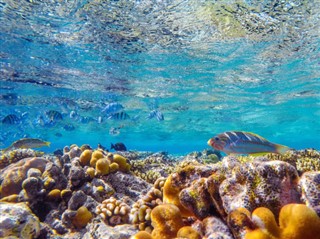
[96,197,131,226]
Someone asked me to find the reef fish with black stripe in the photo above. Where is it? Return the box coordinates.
[207,131,290,155]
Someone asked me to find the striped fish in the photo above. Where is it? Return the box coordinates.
[207,131,290,155]
[107,111,130,120]
[1,114,20,124]
[46,110,63,121]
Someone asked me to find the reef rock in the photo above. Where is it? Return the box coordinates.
[299,171,320,215]
[105,171,152,202]
[0,157,49,198]
[83,220,138,239]
[0,202,40,239]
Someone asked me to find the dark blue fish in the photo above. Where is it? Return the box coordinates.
[147,109,164,121]
[1,114,20,124]
[46,110,63,121]
[107,111,130,120]
[111,142,127,151]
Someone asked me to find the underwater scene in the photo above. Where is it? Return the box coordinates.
[0,0,320,239]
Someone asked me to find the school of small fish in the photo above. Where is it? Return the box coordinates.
[0,99,165,148]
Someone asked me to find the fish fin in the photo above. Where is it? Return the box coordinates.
[45,141,51,147]
[275,144,290,155]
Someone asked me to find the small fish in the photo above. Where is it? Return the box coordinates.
[102,102,124,116]
[111,142,127,151]
[147,109,164,121]
[108,111,130,120]
[46,110,63,121]
[109,127,121,135]
[63,124,75,131]
[1,114,20,124]
[2,138,50,152]
[207,131,290,155]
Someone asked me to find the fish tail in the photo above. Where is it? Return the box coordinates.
[275,144,290,154]
[45,141,51,147]
[111,143,114,150]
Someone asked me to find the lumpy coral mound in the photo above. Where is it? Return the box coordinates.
[0,147,319,239]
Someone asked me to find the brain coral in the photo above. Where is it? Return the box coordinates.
[244,204,320,239]
[150,203,184,239]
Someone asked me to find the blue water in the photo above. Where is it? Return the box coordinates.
[0,0,319,154]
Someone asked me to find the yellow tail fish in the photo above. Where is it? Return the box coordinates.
[207,131,290,155]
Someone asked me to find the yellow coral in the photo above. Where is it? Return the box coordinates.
[79,149,92,166]
[95,158,110,176]
[245,204,320,239]
[131,231,153,239]
[90,150,104,167]
[163,175,193,217]
[113,154,131,172]
[47,189,61,201]
[86,167,95,179]
[109,162,120,173]
[151,204,184,239]
[177,226,201,239]
[72,206,93,228]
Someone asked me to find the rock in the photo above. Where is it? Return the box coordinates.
[83,220,138,239]
[105,171,152,202]
[300,171,320,215]
[0,202,40,239]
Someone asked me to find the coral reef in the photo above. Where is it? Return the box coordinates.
[0,146,319,239]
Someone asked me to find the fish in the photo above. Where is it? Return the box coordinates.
[2,138,51,152]
[111,142,127,151]
[107,111,130,120]
[147,109,164,121]
[63,124,75,131]
[102,102,124,116]
[207,131,290,155]
[1,114,20,124]
[109,126,122,135]
[46,110,63,121]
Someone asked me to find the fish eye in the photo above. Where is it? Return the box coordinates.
[215,137,219,141]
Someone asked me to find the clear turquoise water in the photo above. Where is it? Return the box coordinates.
[0,0,319,154]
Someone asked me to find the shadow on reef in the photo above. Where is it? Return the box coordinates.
[0,146,319,239]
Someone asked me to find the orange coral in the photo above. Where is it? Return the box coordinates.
[113,154,131,172]
[79,149,92,166]
[163,175,193,217]
[131,231,153,239]
[177,226,201,239]
[245,204,320,239]
[71,206,93,228]
[151,204,184,239]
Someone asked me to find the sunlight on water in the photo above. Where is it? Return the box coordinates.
[0,0,319,154]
